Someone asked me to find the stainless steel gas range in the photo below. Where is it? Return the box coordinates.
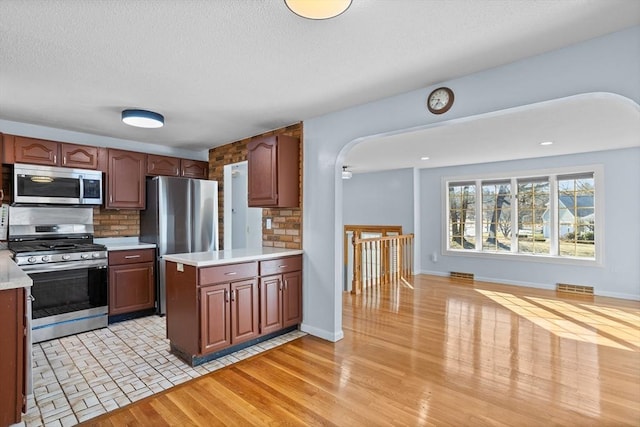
[8,206,108,344]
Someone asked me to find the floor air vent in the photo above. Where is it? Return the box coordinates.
[450,272,474,281]
[556,283,594,296]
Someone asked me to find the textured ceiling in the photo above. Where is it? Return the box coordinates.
[1,0,639,157]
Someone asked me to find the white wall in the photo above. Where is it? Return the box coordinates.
[420,148,640,300]
[301,26,640,341]
[342,168,414,233]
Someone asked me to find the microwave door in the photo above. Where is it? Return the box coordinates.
[16,174,81,204]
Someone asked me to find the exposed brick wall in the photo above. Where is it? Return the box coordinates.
[209,123,303,250]
[93,207,140,237]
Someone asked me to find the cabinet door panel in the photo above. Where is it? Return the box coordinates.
[283,271,302,327]
[231,279,259,345]
[109,263,155,315]
[61,143,99,169]
[14,136,58,166]
[181,159,208,179]
[247,136,278,206]
[147,155,180,176]
[107,149,146,209]
[260,275,282,335]
[200,284,230,353]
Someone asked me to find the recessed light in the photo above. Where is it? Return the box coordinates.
[540,141,553,146]
[420,156,430,160]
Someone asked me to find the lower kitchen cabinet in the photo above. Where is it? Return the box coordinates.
[108,248,155,316]
[0,287,25,427]
[200,278,259,354]
[165,254,302,366]
[260,255,302,334]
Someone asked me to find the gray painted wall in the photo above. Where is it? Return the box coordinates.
[301,26,640,341]
[420,147,640,300]
[342,168,414,234]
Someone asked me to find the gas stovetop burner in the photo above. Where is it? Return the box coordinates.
[9,237,108,267]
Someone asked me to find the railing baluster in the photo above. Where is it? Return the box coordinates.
[349,232,415,294]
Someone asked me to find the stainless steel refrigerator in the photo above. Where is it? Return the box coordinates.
[140,176,218,314]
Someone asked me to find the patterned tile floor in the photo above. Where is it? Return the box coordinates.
[22,316,306,427]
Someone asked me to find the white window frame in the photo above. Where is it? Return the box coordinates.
[441,164,604,266]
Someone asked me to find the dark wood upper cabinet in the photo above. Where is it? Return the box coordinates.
[14,136,58,166]
[146,156,208,179]
[106,149,146,209]
[61,143,99,169]
[247,135,299,208]
[6,135,99,170]
[147,154,180,177]
[181,159,208,179]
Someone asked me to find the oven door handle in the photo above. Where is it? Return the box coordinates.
[18,260,108,273]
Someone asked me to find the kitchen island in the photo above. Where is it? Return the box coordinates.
[163,248,303,366]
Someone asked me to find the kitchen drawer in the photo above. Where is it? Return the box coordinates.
[260,255,302,276]
[199,261,258,285]
[108,248,155,265]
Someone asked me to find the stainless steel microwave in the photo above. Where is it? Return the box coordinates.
[13,163,103,206]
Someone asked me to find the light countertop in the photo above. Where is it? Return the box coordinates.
[0,250,32,291]
[95,237,156,251]
[163,247,303,267]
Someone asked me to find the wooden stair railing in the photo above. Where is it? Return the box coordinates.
[346,228,414,294]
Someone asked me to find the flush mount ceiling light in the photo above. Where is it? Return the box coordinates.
[121,109,164,128]
[285,0,352,20]
[342,166,352,179]
[540,141,554,146]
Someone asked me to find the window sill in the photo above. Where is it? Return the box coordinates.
[443,248,602,267]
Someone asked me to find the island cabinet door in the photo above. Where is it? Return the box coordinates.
[260,275,282,335]
[231,279,259,345]
[282,270,302,327]
[200,284,231,354]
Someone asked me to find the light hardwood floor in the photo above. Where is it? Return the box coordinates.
[83,275,640,426]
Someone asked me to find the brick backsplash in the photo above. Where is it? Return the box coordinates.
[93,207,140,238]
[209,123,303,250]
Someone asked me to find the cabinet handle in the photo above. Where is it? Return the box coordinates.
[124,255,141,259]
[284,280,288,290]
[225,272,237,276]
[54,154,57,164]
[278,265,287,268]
[231,290,236,302]
[278,280,282,291]
[110,194,113,204]
[224,289,229,303]
[63,156,67,165]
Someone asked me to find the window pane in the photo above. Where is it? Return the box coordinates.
[517,180,549,254]
[482,182,511,251]
[448,184,476,250]
[558,176,595,258]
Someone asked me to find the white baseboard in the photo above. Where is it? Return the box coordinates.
[300,323,344,342]
[418,270,639,301]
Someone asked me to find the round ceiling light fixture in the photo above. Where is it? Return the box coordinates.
[285,0,352,20]
[122,109,164,128]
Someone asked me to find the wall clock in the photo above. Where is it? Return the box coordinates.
[427,87,454,114]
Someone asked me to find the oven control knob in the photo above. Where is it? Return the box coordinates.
[28,256,37,264]
[41,255,51,262]
[81,253,90,259]
[62,254,71,261]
